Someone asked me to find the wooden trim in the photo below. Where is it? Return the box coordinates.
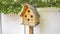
[20,4,28,16]
[29,26,33,34]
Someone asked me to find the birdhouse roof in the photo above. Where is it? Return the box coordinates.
[19,3,40,17]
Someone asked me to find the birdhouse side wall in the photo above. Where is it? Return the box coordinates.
[35,17,40,25]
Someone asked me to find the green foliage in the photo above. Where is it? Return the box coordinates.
[0,0,60,14]
[15,0,60,8]
[0,0,22,14]
[28,0,60,8]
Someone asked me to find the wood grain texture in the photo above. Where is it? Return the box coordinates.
[29,26,33,34]
[20,4,28,16]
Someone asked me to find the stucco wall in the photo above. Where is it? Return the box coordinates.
[1,7,60,34]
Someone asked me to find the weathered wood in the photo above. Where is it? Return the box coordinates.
[29,26,33,34]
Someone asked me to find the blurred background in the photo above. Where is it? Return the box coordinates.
[0,8,60,34]
[0,0,60,34]
[0,14,1,34]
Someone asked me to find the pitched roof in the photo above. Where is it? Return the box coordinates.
[20,3,40,17]
[20,3,29,16]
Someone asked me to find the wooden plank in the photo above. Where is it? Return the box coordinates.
[20,4,28,16]
[29,26,33,34]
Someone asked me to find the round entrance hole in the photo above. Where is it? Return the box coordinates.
[31,15,33,18]
[28,19,30,21]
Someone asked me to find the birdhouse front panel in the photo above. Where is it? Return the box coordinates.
[22,8,36,26]
[20,3,40,26]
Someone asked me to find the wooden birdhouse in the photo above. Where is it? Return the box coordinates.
[19,3,40,26]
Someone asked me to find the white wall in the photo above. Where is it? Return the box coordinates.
[1,7,60,34]
[0,14,1,34]
[35,7,60,34]
[1,14,25,34]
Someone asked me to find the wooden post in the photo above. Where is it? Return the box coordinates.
[29,26,33,34]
